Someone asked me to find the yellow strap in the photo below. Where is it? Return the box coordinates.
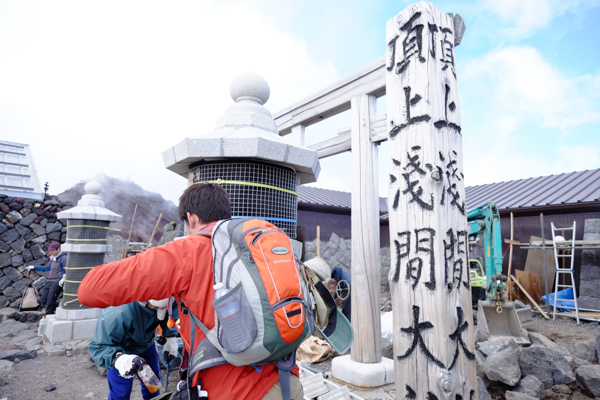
[199,180,298,196]
[63,298,79,306]
[65,267,93,270]
[62,293,78,296]
[65,279,82,283]
[66,238,107,241]
[67,225,121,231]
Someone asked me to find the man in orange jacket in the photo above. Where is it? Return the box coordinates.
[78,183,303,400]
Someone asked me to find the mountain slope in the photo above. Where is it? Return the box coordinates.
[57,175,180,246]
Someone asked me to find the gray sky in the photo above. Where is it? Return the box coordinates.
[1,0,598,204]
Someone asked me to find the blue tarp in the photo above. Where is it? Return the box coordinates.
[542,288,577,312]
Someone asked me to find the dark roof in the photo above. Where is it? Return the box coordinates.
[298,185,388,213]
[302,168,600,217]
[465,168,600,211]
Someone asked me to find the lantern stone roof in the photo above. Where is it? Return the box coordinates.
[57,181,122,222]
[162,72,320,184]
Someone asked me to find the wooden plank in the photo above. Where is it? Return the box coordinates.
[524,235,556,296]
[511,275,550,319]
[308,130,351,159]
[515,270,543,305]
[274,56,386,136]
[504,239,528,245]
[307,113,389,159]
[147,213,163,247]
[350,93,381,363]
[369,113,388,143]
[124,204,138,259]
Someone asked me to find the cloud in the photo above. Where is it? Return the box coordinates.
[483,0,553,38]
[460,45,600,185]
[0,1,338,203]
[482,0,598,38]
[462,46,600,137]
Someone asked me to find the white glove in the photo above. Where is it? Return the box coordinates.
[163,338,179,362]
[26,265,35,272]
[59,278,65,288]
[114,354,146,379]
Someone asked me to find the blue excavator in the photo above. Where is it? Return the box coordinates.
[467,202,529,344]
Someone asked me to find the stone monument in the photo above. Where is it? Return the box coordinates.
[41,180,121,344]
[385,2,476,399]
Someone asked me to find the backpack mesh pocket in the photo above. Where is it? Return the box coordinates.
[213,282,258,354]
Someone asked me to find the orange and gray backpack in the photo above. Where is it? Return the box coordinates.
[180,218,314,400]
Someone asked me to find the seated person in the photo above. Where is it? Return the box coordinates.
[89,299,178,400]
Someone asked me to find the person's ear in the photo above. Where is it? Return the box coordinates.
[186,212,200,230]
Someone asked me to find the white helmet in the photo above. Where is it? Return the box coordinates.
[148,298,169,320]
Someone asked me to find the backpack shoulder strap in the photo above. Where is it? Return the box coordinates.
[178,300,228,375]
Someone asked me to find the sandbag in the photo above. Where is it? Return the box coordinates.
[20,286,39,311]
[297,336,336,363]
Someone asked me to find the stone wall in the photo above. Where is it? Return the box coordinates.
[0,194,73,308]
[578,219,600,310]
[303,232,392,308]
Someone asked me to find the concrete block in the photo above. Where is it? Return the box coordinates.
[46,319,73,344]
[72,319,98,341]
[331,355,395,387]
[61,244,109,253]
[56,307,100,320]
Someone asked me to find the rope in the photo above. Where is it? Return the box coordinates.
[232,216,297,223]
[66,238,107,242]
[63,298,80,306]
[200,179,298,196]
[67,225,121,231]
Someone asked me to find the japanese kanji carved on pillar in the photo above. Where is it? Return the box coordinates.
[386,2,476,399]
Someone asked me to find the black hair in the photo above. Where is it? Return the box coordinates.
[178,182,232,225]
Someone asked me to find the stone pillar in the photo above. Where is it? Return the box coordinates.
[41,181,121,344]
[386,3,476,399]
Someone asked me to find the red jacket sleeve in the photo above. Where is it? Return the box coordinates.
[78,237,195,308]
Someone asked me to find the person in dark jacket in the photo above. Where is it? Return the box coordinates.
[89,299,178,400]
[331,266,352,322]
[27,242,68,315]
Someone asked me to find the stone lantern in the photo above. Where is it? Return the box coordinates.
[41,180,121,344]
[162,72,320,240]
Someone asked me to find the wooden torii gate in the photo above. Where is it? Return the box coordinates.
[275,54,387,365]
[275,2,476,398]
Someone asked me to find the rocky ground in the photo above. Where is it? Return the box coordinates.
[0,309,178,400]
[0,307,599,400]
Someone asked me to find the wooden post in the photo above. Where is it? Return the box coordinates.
[317,225,320,257]
[540,213,550,313]
[290,124,306,147]
[124,204,138,259]
[350,93,381,363]
[147,213,163,247]
[386,3,475,398]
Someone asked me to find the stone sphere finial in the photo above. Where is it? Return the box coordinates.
[84,180,102,195]
[230,72,270,105]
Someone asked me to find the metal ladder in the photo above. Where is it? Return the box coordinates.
[551,222,580,324]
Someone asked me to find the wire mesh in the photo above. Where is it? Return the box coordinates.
[190,161,299,238]
[61,219,111,309]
